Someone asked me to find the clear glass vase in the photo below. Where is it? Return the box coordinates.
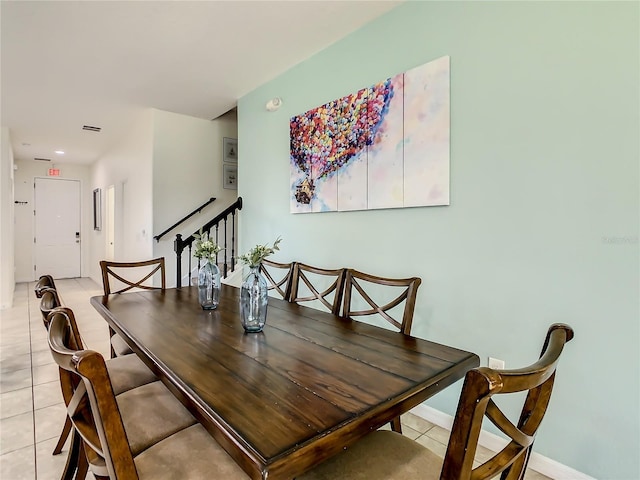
[240,265,268,332]
[198,259,220,310]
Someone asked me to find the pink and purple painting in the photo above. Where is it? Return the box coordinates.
[290,55,450,213]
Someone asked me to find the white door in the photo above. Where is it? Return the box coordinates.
[34,178,81,279]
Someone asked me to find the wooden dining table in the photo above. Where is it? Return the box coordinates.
[91,284,479,480]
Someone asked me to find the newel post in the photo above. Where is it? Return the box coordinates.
[175,234,184,288]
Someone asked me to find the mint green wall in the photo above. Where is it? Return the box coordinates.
[237,2,639,478]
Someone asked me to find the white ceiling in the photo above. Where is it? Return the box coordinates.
[1,0,401,165]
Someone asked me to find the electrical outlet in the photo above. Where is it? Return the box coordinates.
[488,357,505,370]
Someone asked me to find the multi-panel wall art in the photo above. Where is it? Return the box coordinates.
[290,55,450,213]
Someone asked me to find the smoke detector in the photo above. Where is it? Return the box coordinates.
[265,97,283,112]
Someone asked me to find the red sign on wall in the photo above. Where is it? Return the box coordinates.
[48,168,60,176]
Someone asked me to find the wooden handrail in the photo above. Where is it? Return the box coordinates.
[154,197,216,242]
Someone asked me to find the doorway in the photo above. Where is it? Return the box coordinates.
[34,178,81,279]
[105,185,115,260]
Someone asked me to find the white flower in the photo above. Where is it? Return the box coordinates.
[193,231,223,261]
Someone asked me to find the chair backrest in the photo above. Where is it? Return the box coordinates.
[441,323,574,480]
[100,257,166,295]
[47,308,138,479]
[260,259,295,300]
[45,306,85,350]
[342,269,422,334]
[289,263,346,315]
[34,274,57,298]
[39,288,63,326]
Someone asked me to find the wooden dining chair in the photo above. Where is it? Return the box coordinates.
[43,306,157,396]
[300,323,575,480]
[343,269,422,335]
[40,289,153,395]
[289,263,347,315]
[40,303,156,478]
[100,257,166,357]
[47,308,249,480]
[38,287,74,458]
[260,259,295,300]
[100,257,166,295]
[34,274,57,298]
[341,269,421,433]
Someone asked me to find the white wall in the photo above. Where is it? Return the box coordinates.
[90,108,154,284]
[13,159,92,282]
[88,107,238,287]
[0,127,15,308]
[152,109,238,287]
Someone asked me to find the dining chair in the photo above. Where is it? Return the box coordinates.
[100,257,166,357]
[40,303,156,478]
[341,269,422,433]
[47,308,249,480]
[100,257,166,295]
[43,306,157,396]
[41,292,157,396]
[260,259,295,300]
[343,269,422,335]
[289,263,347,315]
[34,274,57,298]
[300,323,575,480]
[37,288,74,457]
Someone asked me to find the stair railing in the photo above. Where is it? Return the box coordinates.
[174,197,243,287]
[154,197,216,242]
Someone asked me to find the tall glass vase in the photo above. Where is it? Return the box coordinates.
[198,259,220,310]
[240,265,268,332]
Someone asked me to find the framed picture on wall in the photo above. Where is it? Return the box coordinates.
[93,188,101,231]
[223,164,238,190]
[223,137,238,163]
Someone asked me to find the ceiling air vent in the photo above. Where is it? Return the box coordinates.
[34,157,51,162]
[82,125,101,132]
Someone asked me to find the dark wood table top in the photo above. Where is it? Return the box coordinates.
[91,285,479,480]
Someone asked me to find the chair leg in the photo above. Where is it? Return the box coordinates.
[75,440,89,480]
[391,416,403,434]
[109,326,116,359]
[60,429,81,480]
[52,416,72,455]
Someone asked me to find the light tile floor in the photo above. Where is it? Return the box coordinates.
[1,278,551,480]
[1,278,106,480]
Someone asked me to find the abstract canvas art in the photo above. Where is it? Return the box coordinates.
[290,56,450,213]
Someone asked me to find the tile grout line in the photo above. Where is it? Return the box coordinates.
[27,283,38,480]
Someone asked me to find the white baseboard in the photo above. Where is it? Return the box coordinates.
[410,404,594,480]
